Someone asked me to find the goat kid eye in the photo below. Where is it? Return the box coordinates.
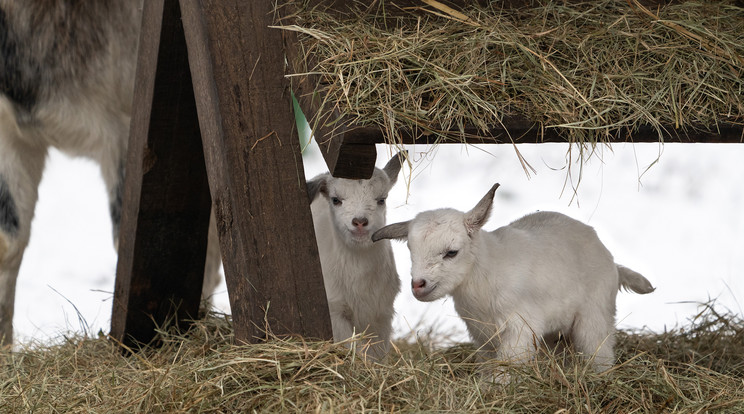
[377,198,386,206]
[331,197,342,206]
[444,250,459,259]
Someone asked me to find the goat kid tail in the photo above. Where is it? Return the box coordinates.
[617,265,655,294]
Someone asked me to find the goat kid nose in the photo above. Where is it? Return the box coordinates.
[411,279,427,290]
[351,217,369,228]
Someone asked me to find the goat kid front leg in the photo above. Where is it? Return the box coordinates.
[328,301,355,345]
[0,102,47,346]
[479,320,540,385]
[362,313,394,361]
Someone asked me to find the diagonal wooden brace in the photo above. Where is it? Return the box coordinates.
[111,0,211,347]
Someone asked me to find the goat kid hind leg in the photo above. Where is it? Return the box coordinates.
[570,306,617,372]
[0,99,48,346]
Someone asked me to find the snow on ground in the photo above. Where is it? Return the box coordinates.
[14,141,744,345]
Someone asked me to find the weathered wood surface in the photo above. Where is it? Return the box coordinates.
[111,0,212,347]
[309,120,744,179]
[180,0,332,343]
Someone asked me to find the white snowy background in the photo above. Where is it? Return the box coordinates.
[14,139,744,346]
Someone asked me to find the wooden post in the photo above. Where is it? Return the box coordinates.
[111,0,212,347]
[112,0,332,346]
[180,0,332,342]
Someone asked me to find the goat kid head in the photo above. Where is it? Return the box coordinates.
[372,183,500,301]
[307,151,406,247]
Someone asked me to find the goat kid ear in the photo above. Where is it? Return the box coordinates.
[382,150,408,185]
[464,183,500,235]
[371,221,410,242]
[306,174,329,201]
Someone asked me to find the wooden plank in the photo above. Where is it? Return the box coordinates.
[111,0,212,347]
[341,119,744,146]
[180,0,332,343]
[285,116,744,180]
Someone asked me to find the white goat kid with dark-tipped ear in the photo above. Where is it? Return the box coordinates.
[306,152,405,359]
[373,183,654,379]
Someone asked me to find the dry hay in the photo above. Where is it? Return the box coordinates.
[281,0,744,165]
[2,303,744,413]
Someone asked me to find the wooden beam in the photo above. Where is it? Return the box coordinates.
[284,115,744,180]
[180,0,332,343]
[111,0,212,347]
[339,117,744,146]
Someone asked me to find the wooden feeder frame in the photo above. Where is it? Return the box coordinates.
[111,0,742,347]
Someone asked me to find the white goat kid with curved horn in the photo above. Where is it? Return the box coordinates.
[373,183,654,379]
[306,152,405,359]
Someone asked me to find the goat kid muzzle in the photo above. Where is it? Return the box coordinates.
[349,217,371,239]
[411,278,437,301]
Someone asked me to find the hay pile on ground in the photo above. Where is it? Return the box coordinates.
[283,0,744,151]
[2,304,744,412]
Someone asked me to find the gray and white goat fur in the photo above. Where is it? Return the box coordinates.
[373,183,654,377]
[306,153,404,359]
[0,0,221,346]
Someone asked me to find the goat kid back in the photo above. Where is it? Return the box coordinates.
[306,151,405,360]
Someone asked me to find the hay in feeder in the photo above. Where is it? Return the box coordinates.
[280,0,744,167]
